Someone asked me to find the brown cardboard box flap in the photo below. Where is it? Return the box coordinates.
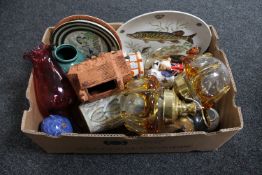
[21,23,243,153]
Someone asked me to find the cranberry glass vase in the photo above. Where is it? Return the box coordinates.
[24,44,77,117]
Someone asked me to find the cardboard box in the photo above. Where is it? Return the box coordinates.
[21,23,243,153]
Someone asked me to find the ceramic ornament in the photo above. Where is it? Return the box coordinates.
[147,59,175,88]
[125,52,145,77]
[67,51,131,102]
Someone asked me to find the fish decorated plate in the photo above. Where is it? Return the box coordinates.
[117,11,212,62]
[51,20,121,57]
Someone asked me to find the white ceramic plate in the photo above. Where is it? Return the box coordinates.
[117,11,212,57]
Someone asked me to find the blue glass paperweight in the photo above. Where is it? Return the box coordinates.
[41,115,73,136]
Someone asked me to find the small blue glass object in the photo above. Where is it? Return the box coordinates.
[41,115,73,136]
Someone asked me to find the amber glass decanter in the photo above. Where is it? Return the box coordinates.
[120,75,198,134]
[23,44,77,117]
[175,54,231,108]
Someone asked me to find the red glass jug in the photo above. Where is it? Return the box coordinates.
[23,43,77,117]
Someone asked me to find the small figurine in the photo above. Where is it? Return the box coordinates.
[147,59,175,88]
[67,50,131,102]
[170,63,184,73]
[158,59,184,74]
[41,115,73,136]
[125,52,144,77]
[158,59,172,71]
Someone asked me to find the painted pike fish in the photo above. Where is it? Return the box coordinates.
[127,30,196,44]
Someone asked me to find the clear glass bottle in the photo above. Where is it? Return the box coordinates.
[120,75,198,134]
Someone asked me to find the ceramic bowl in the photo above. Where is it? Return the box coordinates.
[53,15,122,48]
[51,15,121,57]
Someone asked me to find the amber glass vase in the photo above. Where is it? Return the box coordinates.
[23,44,77,117]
